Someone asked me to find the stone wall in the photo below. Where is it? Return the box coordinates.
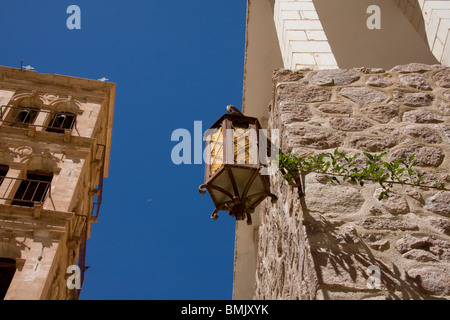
[256,63,450,299]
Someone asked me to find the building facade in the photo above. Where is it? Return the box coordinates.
[234,0,450,299]
[0,66,114,300]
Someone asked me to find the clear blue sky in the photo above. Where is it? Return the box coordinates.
[0,0,247,299]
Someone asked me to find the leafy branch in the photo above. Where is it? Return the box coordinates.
[277,148,448,200]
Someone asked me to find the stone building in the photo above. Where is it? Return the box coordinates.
[0,66,115,299]
[233,0,450,299]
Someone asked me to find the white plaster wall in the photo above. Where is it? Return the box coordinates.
[420,0,450,65]
[274,0,446,70]
[274,0,338,69]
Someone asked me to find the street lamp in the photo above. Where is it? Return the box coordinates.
[199,106,277,225]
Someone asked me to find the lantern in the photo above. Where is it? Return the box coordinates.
[199,105,277,225]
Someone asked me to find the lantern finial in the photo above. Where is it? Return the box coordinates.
[227,105,243,115]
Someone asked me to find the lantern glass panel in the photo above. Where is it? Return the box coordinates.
[229,167,255,197]
[209,171,234,204]
[232,122,257,166]
[210,126,223,176]
[247,176,266,207]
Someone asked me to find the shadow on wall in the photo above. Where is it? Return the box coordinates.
[313,0,438,69]
[298,196,440,300]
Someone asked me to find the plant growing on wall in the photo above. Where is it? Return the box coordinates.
[278,148,448,200]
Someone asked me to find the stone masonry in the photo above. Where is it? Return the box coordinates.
[255,63,450,299]
[0,66,114,300]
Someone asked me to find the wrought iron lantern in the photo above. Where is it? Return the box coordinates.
[199,105,277,225]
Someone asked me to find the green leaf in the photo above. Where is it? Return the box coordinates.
[363,152,374,161]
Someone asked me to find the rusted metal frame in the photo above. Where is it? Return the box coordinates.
[225,166,240,203]
[198,183,234,200]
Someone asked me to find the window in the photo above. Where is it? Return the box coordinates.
[0,258,16,300]
[0,165,8,186]
[12,171,53,207]
[46,112,76,134]
[7,106,39,128]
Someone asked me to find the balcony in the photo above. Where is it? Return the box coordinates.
[0,105,76,141]
[0,173,52,208]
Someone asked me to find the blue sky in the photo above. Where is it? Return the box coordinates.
[0,0,248,299]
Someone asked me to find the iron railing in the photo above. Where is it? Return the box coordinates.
[0,105,76,133]
[0,176,52,207]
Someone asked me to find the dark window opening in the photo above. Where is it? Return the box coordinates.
[9,107,39,128]
[12,171,53,207]
[46,112,76,133]
[0,165,9,186]
[0,258,16,300]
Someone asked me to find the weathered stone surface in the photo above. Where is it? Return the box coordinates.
[273,68,305,82]
[280,105,313,123]
[311,248,382,290]
[396,234,433,253]
[350,136,397,152]
[439,99,450,116]
[403,125,442,144]
[260,64,450,301]
[445,91,450,100]
[390,63,436,73]
[393,91,434,106]
[312,69,360,86]
[405,189,423,202]
[382,196,409,214]
[334,226,360,244]
[374,190,410,214]
[353,67,385,74]
[414,168,440,185]
[366,75,393,88]
[363,234,390,251]
[391,145,444,167]
[407,267,450,296]
[340,87,387,104]
[399,74,431,90]
[361,104,398,123]
[279,85,331,103]
[359,217,418,230]
[369,239,390,251]
[403,249,438,262]
[329,117,373,131]
[283,127,341,150]
[317,103,353,114]
[368,206,383,216]
[402,109,443,123]
[424,191,450,215]
[377,126,399,135]
[396,234,450,263]
[441,124,450,142]
[428,217,450,235]
[433,71,450,88]
[305,185,365,214]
